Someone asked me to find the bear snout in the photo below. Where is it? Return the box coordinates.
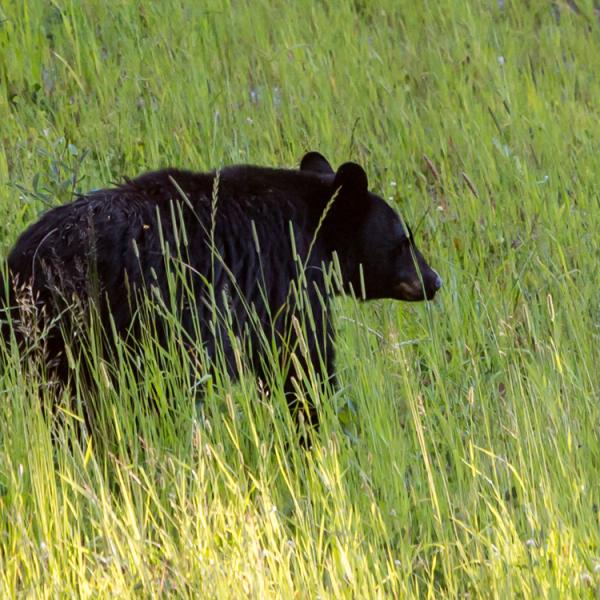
[394,281,428,301]
[394,268,441,302]
[423,269,442,300]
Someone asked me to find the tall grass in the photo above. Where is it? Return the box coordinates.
[1,0,599,596]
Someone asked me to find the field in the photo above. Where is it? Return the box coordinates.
[1,1,599,597]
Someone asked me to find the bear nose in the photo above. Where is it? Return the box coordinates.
[433,272,442,290]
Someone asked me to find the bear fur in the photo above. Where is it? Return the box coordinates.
[0,152,441,429]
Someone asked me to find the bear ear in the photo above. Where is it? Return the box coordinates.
[300,151,334,174]
[333,162,368,193]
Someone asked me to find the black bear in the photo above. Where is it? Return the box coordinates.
[1,152,441,429]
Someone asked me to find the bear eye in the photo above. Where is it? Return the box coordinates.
[393,236,411,256]
[401,235,411,247]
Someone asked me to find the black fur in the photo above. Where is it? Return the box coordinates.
[0,152,441,431]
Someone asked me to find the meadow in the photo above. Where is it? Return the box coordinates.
[1,0,599,597]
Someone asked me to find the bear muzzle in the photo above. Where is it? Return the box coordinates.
[395,269,442,302]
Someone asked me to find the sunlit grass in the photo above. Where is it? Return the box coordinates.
[1,0,599,597]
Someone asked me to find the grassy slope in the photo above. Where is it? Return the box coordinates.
[1,0,599,597]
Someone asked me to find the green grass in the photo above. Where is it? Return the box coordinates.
[1,0,600,597]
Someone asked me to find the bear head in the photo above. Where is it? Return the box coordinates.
[301,151,442,302]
